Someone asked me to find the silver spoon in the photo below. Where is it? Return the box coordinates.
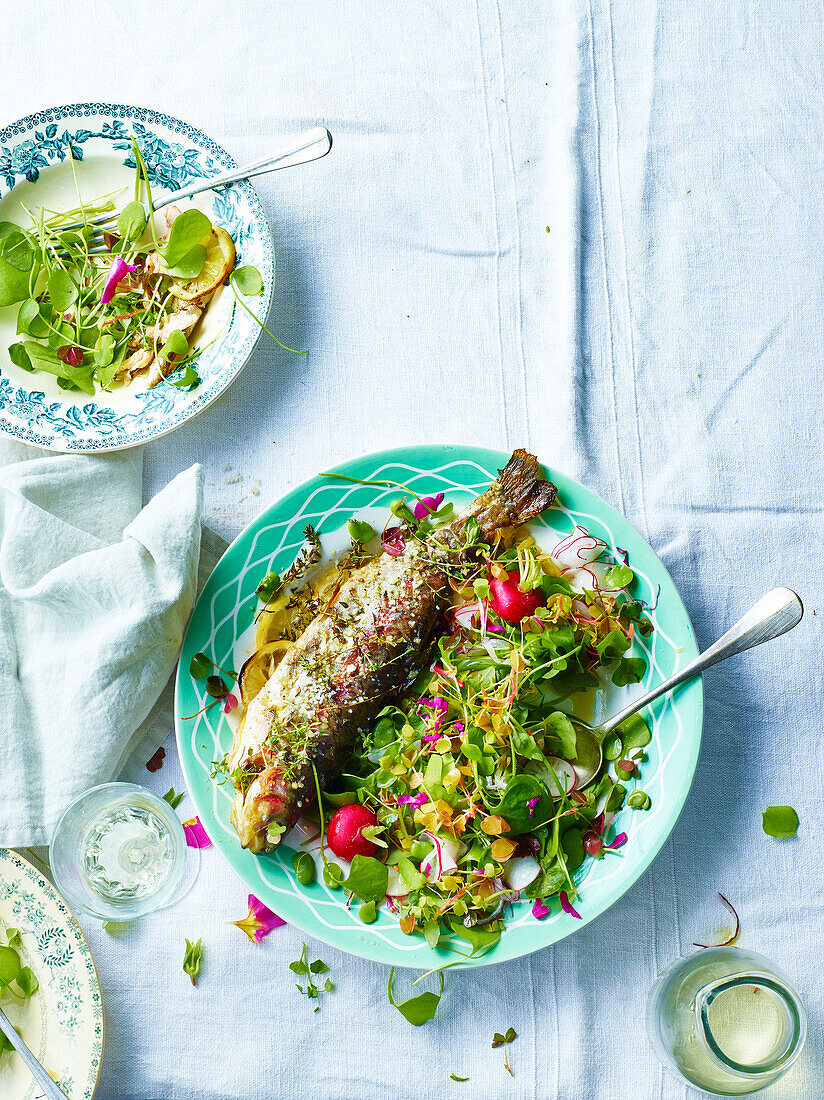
[572,587,804,787]
[0,1006,69,1100]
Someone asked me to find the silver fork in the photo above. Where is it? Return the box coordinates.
[56,125,332,253]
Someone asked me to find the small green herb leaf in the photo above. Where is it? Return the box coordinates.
[15,966,38,998]
[190,652,213,679]
[182,937,203,986]
[603,562,634,589]
[206,676,229,699]
[163,243,207,280]
[387,967,444,1026]
[0,944,21,988]
[762,805,799,838]
[8,342,33,371]
[450,1074,470,1082]
[168,365,201,390]
[117,201,147,242]
[162,787,184,810]
[17,299,49,338]
[232,264,264,296]
[163,208,212,267]
[343,854,388,903]
[160,328,189,362]
[47,270,78,313]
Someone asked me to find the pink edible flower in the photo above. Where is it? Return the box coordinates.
[526,795,540,818]
[532,898,551,920]
[487,623,505,633]
[396,792,428,808]
[182,817,212,849]
[381,526,406,556]
[420,733,441,742]
[604,831,628,850]
[223,693,239,714]
[413,492,444,520]
[231,893,286,942]
[100,256,139,305]
[559,890,582,919]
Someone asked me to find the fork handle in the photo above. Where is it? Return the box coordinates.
[0,1007,69,1100]
[150,126,332,211]
[601,587,804,734]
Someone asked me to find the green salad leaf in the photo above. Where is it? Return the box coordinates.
[762,805,799,838]
[388,967,444,1026]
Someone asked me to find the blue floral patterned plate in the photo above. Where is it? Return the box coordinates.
[0,103,275,451]
[0,849,103,1100]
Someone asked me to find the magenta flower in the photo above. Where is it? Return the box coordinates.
[223,693,239,714]
[604,831,628,850]
[182,817,212,849]
[526,795,540,818]
[381,526,406,556]
[532,898,551,920]
[559,890,582,919]
[232,893,286,942]
[396,792,428,808]
[413,492,444,520]
[101,256,139,305]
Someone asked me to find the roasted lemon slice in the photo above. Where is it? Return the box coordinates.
[238,640,292,708]
[170,226,236,301]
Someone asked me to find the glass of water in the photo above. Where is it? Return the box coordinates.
[50,782,187,920]
[647,947,806,1095]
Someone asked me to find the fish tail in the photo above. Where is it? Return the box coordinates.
[460,449,557,537]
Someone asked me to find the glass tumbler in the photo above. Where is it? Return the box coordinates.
[50,782,187,920]
[647,947,806,1095]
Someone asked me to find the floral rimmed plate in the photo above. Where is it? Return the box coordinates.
[0,849,103,1099]
[175,445,703,969]
[0,102,275,452]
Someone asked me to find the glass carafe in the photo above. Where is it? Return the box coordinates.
[647,947,806,1095]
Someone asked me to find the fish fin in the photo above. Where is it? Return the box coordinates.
[467,449,557,536]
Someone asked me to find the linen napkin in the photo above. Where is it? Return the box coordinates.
[0,440,203,847]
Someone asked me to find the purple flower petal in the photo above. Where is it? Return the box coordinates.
[182,817,212,849]
[232,893,286,942]
[559,890,582,919]
[101,256,138,305]
[413,492,445,520]
[532,898,551,920]
[223,693,239,714]
[396,792,427,808]
[604,831,628,850]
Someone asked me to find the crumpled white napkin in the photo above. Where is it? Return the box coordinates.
[0,440,203,847]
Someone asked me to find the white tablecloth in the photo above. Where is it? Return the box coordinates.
[5,0,824,1097]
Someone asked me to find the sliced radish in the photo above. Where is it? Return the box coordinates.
[551,526,606,569]
[503,856,541,892]
[420,832,464,881]
[385,864,410,898]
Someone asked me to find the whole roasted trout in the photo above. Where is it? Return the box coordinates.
[228,449,556,852]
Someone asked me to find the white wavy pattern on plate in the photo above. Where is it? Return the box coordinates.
[181,456,690,957]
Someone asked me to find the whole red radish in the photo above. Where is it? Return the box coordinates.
[488,569,543,623]
[326,803,380,860]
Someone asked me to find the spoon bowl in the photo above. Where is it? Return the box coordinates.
[570,587,803,788]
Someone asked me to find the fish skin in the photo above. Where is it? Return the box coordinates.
[229,449,556,852]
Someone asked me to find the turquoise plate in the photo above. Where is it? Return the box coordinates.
[175,446,703,968]
[0,103,274,452]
